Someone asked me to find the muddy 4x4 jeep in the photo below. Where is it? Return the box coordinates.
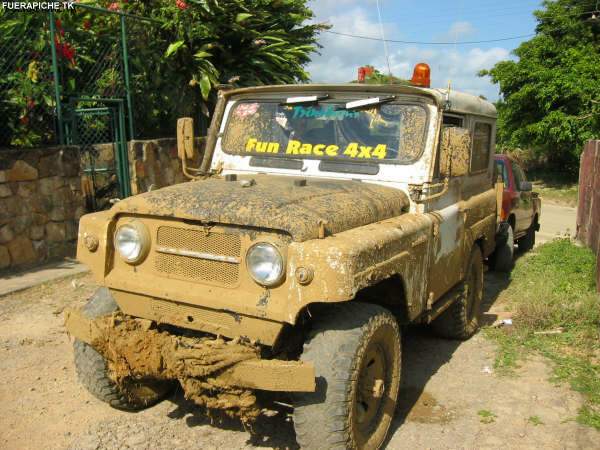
[66,71,498,449]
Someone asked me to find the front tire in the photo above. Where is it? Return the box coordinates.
[432,246,484,340]
[294,303,401,450]
[73,288,172,411]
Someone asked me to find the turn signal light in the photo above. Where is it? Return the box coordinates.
[410,63,431,88]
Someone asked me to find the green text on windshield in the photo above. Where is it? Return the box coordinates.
[222,101,428,164]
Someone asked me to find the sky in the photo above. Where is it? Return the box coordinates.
[305,0,543,100]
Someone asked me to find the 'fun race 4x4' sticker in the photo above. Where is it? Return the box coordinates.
[245,138,388,159]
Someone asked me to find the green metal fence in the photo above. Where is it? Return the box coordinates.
[65,97,131,209]
[0,4,167,149]
[1,4,172,208]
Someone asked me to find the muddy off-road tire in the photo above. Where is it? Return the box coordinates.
[518,222,536,252]
[73,288,172,411]
[490,224,514,273]
[432,246,484,340]
[293,303,401,450]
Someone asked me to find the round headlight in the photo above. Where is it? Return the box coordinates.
[246,242,284,286]
[114,222,149,264]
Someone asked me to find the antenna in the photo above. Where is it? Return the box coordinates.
[452,0,465,54]
[445,80,452,110]
[375,0,393,79]
[448,0,464,97]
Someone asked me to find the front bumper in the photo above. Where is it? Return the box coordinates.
[64,307,315,393]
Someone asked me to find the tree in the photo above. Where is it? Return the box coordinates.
[480,0,600,176]
[147,0,325,94]
[111,0,328,137]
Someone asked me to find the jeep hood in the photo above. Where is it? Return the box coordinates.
[112,175,410,242]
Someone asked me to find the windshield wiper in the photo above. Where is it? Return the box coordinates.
[249,156,304,171]
[282,94,330,106]
[339,95,396,111]
[319,160,380,175]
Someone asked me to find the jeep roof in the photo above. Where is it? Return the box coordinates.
[217,83,497,119]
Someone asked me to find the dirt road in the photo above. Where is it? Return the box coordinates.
[537,202,577,244]
[1,268,598,450]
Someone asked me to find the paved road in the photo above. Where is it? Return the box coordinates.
[537,202,577,244]
[0,259,88,297]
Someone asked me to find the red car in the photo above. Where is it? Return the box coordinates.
[492,155,541,271]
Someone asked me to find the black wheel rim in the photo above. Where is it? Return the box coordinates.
[353,333,394,446]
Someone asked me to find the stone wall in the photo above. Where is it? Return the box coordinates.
[0,138,199,272]
[128,137,204,194]
[0,147,84,271]
[128,138,188,194]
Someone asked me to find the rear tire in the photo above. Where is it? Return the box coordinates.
[518,221,536,252]
[73,288,173,411]
[491,224,514,273]
[293,303,401,450]
[432,246,484,340]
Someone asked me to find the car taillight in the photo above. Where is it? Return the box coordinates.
[500,207,507,221]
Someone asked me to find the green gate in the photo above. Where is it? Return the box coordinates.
[65,98,131,211]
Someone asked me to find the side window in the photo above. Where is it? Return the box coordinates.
[471,122,492,172]
[494,160,509,186]
[443,115,464,127]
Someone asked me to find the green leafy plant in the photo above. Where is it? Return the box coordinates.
[480,0,600,176]
[126,0,327,137]
[484,239,600,430]
[478,409,497,424]
[354,65,409,85]
[0,12,56,147]
[528,415,544,426]
[0,1,326,146]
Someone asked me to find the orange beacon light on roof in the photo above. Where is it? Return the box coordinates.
[410,63,431,88]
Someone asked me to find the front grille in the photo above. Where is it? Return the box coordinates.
[154,226,241,286]
[151,298,237,328]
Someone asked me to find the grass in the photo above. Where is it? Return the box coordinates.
[485,239,600,429]
[532,180,579,207]
[528,415,544,426]
[478,409,497,424]
[526,170,579,207]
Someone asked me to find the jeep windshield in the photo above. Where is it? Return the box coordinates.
[221,99,428,164]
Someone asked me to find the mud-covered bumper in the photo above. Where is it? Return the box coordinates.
[64,308,315,393]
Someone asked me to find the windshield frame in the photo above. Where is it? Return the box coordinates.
[219,95,432,166]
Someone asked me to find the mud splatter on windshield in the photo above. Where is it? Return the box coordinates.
[222,100,427,164]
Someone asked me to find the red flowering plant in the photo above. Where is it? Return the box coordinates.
[0,6,122,146]
[46,6,129,100]
[0,11,56,146]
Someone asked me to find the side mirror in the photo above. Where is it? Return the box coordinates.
[440,127,472,178]
[519,181,532,192]
[177,117,198,161]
